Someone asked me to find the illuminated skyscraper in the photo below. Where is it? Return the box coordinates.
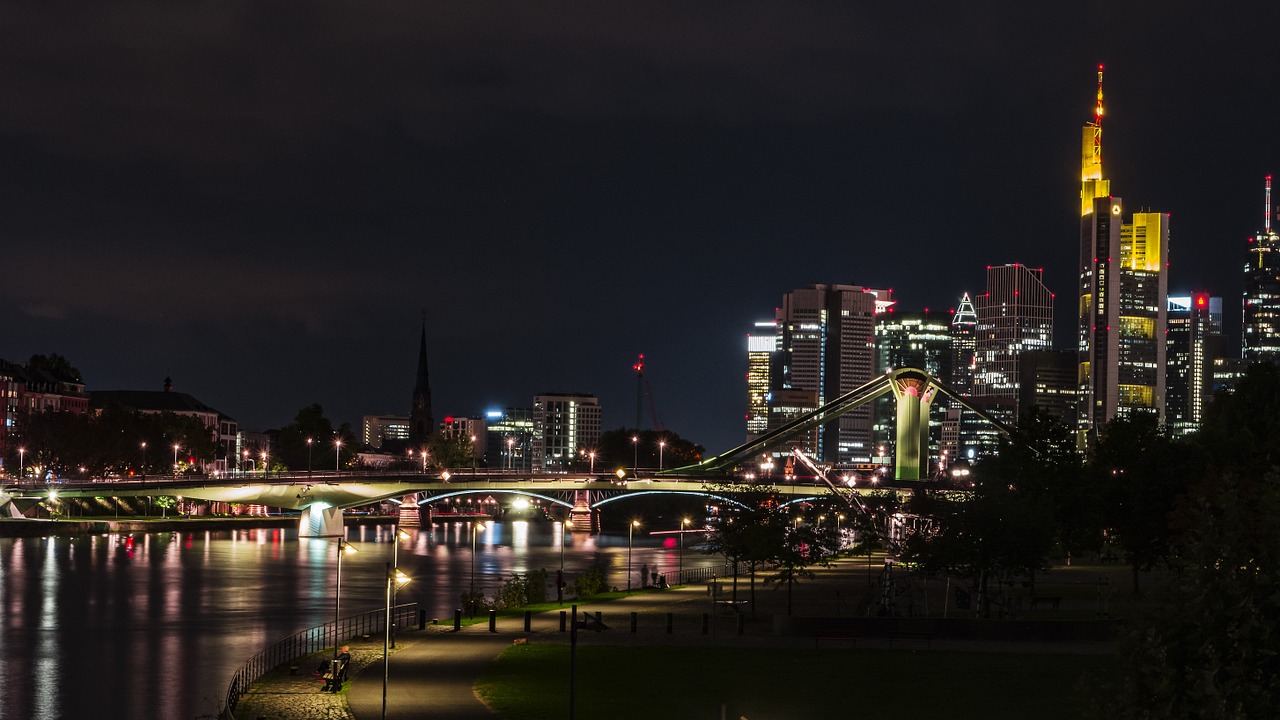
[745,320,778,441]
[1243,175,1280,365]
[873,309,952,455]
[532,393,600,472]
[973,264,1054,421]
[1167,294,1223,436]
[1076,67,1168,444]
[775,284,891,463]
[949,293,977,395]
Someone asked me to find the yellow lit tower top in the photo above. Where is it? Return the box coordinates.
[1081,64,1110,216]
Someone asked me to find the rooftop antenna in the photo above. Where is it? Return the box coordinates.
[1267,175,1273,233]
[1094,63,1105,126]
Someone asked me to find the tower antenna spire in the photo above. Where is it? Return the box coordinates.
[1267,175,1273,234]
[1094,63,1105,126]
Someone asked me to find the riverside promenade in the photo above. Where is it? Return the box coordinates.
[232,557,1120,720]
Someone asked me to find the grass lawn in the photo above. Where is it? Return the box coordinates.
[476,644,1113,720]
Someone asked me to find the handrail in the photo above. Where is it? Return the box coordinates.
[221,602,417,720]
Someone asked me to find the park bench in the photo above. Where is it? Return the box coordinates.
[1031,596,1062,610]
[715,599,749,616]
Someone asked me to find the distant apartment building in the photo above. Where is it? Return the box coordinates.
[362,415,411,449]
[485,408,534,471]
[0,359,89,459]
[532,394,601,472]
[440,416,486,464]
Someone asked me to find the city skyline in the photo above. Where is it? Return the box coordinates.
[3,3,1278,453]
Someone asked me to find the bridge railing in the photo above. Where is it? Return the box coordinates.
[646,561,745,588]
[222,602,418,720]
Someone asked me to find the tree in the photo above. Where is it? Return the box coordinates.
[1101,470,1280,717]
[598,428,704,471]
[275,404,341,472]
[1094,415,1202,594]
[763,520,839,616]
[26,353,82,380]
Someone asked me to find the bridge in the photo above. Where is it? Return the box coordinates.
[2,368,1009,536]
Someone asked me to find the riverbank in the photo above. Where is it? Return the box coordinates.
[0,514,398,537]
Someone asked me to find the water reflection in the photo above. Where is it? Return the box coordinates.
[0,521,713,720]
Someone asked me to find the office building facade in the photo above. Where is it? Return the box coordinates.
[1243,175,1280,366]
[532,393,601,472]
[1167,294,1223,436]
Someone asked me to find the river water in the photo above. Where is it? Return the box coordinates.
[0,521,715,720]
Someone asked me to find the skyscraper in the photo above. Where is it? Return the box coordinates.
[775,284,890,463]
[1167,294,1224,436]
[873,309,952,453]
[949,293,977,395]
[1243,175,1280,366]
[745,320,778,441]
[1076,67,1168,444]
[973,263,1054,419]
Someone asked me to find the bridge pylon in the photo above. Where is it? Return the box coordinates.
[299,504,344,538]
[397,494,422,527]
[890,370,937,481]
[568,490,597,533]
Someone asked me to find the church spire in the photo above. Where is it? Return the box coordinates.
[410,317,434,447]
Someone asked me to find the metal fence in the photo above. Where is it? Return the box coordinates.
[665,562,744,587]
[222,603,418,720]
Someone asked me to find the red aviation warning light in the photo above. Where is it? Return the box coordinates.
[1095,64,1105,122]
[633,354,644,374]
[1196,295,1208,307]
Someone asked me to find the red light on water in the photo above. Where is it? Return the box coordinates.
[662,537,676,549]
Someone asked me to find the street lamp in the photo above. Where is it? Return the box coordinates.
[658,440,666,471]
[307,438,314,476]
[470,522,487,593]
[390,527,411,648]
[506,437,514,470]
[470,435,477,472]
[333,539,358,659]
[18,447,25,482]
[631,435,638,472]
[382,562,411,720]
[587,450,596,474]
[261,450,268,478]
[173,443,180,477]
[334,438,343,472]
[139,442,146,481]
[680,517,691,581]
[627,520,640,591]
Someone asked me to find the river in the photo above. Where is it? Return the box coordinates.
[0,520,716,720]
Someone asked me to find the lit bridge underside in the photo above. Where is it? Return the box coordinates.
[1,470,840,536]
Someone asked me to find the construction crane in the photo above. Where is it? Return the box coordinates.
[633,354,664,431]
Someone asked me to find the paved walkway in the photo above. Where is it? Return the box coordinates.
[234,558,1117,719]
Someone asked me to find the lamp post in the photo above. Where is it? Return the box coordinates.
[18,447,25,482]
[587,450,596,474]
[658,440,666,471]
[631,435,638,473]
[172,443,180,477]
[382,562,411,720]
[139,442,146,481]
[307,438,314,476]
[627,520,640,591]
[506,437,514,470]
[390,527,410,648]
[261,450,268,479]
[470,521,487,594]
[333,539,358,659]
[470,435,477,472]
[334,438,342,472]
[680,517,690,581]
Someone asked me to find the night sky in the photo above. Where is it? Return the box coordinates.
[3,2,1278,454]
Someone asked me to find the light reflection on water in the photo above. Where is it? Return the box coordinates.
[0,521,712,720]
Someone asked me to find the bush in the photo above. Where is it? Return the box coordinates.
[492,569,550,609]
[573,555,609,597]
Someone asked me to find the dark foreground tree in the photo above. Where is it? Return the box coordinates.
[1100,470,1280,717]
